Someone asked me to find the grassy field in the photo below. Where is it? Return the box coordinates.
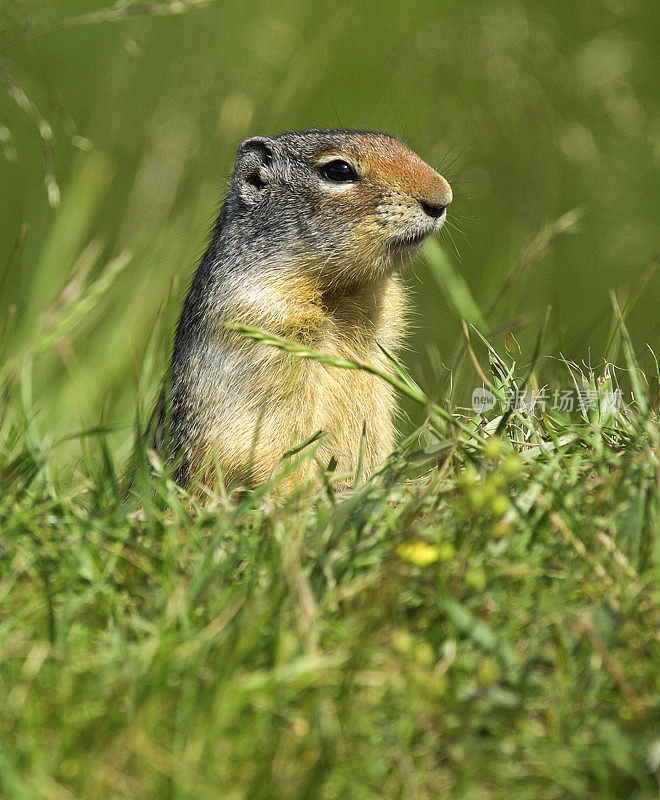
[0,285,658,798]
[1,1,659,798]
[1,0,658,441]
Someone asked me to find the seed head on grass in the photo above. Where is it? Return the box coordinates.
[396,540,441,567]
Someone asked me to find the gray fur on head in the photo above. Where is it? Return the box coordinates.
[215,129,404,287]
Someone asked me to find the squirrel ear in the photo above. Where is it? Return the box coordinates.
[234,137,275,203]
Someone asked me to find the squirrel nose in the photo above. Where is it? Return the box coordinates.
[420,200,447,219]
[419,175,452,220]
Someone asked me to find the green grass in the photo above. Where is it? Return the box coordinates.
[0,269,658,798]
[1,2,659,797]
[1,0,658,439]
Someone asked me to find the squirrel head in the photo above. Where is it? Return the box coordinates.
[227,129,452,287]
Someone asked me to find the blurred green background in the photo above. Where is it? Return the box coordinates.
[1,0,658,457]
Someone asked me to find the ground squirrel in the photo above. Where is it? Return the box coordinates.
[158,129,452,489]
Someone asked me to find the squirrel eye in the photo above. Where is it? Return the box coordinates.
[320,159,358,183]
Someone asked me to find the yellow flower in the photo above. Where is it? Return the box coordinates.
[396,540,441,567]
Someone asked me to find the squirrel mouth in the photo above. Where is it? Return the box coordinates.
[388,230,429,252]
